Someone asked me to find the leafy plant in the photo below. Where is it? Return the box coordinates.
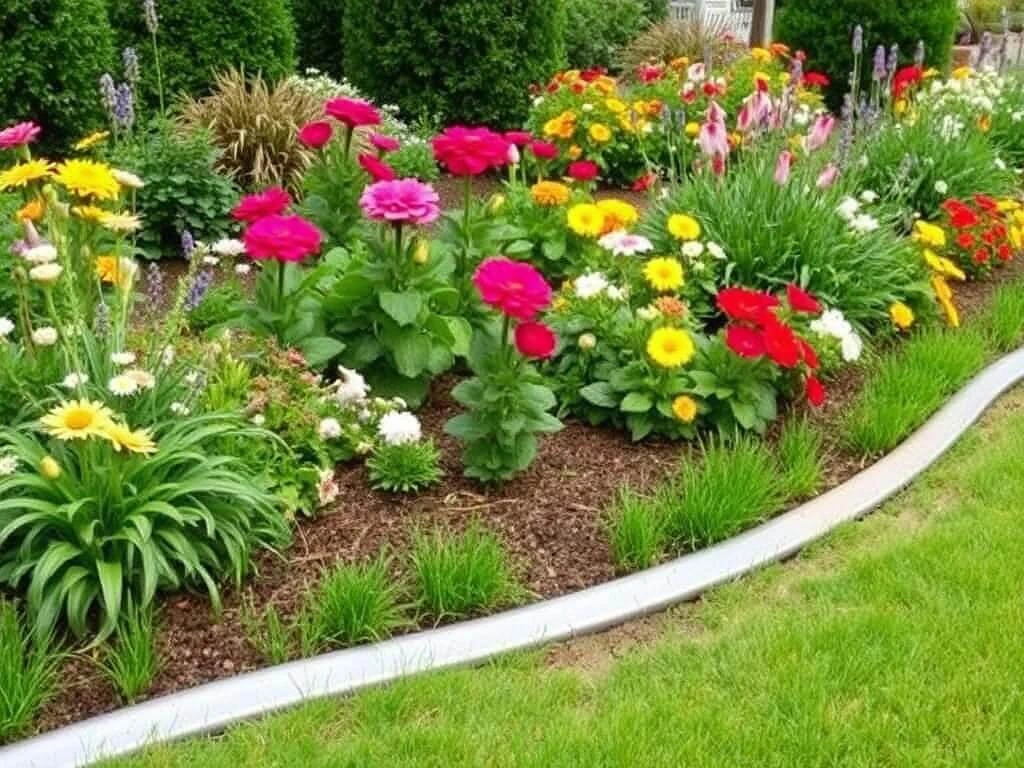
[187,281,244,334]
[564,0,648,71]
[240,599,294,665]
[96,605,159,703]
[388,140,441,182]
[292,0,346,76]
[982,280,1024,353]
[367,440,444,493]
[606,487,668,572]
[0,600,62,744]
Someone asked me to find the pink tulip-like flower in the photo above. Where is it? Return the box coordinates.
[816,163,840,189]
[698,120,729,158]
[0,121,41,150]
[358,153,397,182]
[359,179,441,226]
[324,97,381,128]
[774,150,793,185]
[473,258,552,320]
[298,120,333,148]
[232,187,292,222]
[528,140,559,160]
[805,114,836,152]
[736,102,754,133]
[432,126,511,176]
[514,321,557,359]
[370,134,400,153]
[244,214,323,262]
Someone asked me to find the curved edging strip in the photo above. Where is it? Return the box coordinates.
[6,347,1024,768]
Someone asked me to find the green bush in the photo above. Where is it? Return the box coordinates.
[344,0,567,127]
[564,0,648,70]
[640,0,669,21]
[0,0,115,152]
[293,0,346,77]
[775,0,959,106]
[107,0,296,106]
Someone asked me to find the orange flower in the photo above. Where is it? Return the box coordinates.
[16,198,45,222]
[770,43,791,57]
[654,296,686,318]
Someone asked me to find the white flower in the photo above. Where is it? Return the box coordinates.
[251,414,266,426]
[581,103,594,112]
[574,272,610,299]
[598,231,653,257]
[837,196,861,220]
[841,332,864,362]
[23,244,57,264]
[392,397,407,410]
[184,370,201,386]
[335,366,368,406]
[108,374,139,397]
[706,241,726,260]
[1012,110,1024,123]
[29,263,62,285]
[318,417,343,440]
[31,327,58,346]
[0,316,14,338]
[170,402,191,416]
[0,454,17,477]
[235,264,252,276]
[125,368,156,390]
[811,309,853,340]
[849,213,880,234]
[995,157,1007,171]
[111,351,136,366]
[681,241,705,260]
[161,345,176,366]
[859,190,879,204]
[317,468,340,508]
[202,255,220,267]
[61,372,88,389]
[377,411,422,446]
[636,306,660,321]
[112,169,145,189]
[357,408,372,423]
[605,285,627,302]
[212,238,246,257]
[578,333,597,350]
[934,180,949,195]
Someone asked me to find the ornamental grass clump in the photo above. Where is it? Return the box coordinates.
[0,600,62,744]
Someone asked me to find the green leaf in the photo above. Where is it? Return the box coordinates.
[299,336,345,369]
[620,392,654,413]
[379,290,424,327]
[390,330,432,378]
[580,382,619,409]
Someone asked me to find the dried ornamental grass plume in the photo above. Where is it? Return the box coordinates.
[0,121,41,149]
[359,179,440,226]
[232,187,292,222]
[514,321,557,359]
[473,258,552,320]
[143,0,159,34]
[243,214,323,262]
[432,126,511,176]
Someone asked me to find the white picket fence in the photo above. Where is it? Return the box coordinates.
[668,0,754,40]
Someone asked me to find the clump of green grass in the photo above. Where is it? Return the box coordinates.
[0,600,62,744]
[775,418,824,499]
[240,600,294,665]
[606,488,669,573]
[409,523,520,621]
[665,437,784,551]
[842,327,988,455]
[97,606,159,704]
[981,281,1024,353]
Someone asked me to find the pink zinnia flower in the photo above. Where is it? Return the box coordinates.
[0,121,41,150]
[358,153,397,182]
[528,140,559,160]
[232,187,292,222]
[243,214,323,262]
[324,97,381,128]
[805,114,836,152]
[504,130,533,147]
[432,126,511,176]
[567,160,599,182]
[359,179,441,226]
[473,258,552,320]
[298,120,333,148]
[370,134,400,153]
[514,321,557,359]
[774,150,793,185]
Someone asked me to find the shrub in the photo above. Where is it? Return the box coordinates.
[0,0,115,151]
[775,0,959,106]
[178,69,322,193]
[292,0,346,77]
[0,600,62,744]
[564,0,648,71]
[344,0,567,128]
[108,0,296,106]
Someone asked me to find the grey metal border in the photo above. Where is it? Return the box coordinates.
[5,346,1024,768]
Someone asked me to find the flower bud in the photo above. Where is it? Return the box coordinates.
[40,456,61,480]
[414,239,430,264]
[578,333,596,350]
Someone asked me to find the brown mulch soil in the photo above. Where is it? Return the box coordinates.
[32,236,1024,737]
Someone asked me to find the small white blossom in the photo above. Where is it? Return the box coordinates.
[636,306,660,321]
[377,411,422,446]
[578,333,597,350]
[837,196,861,220]
[108,374,139,397]
[161,345,176,366]
[111,351,136,366]
[212,238,246,257]
[125,368,156,390]
[0,316,14,338]
[170,402,191,416]
[574,272,609,299]
[849,213,880,234]
[29,263,62,285]
[23,244,57,264]
[841,332,864,362]
[318,417,343,440]
[995,157,1007,171]
[61,372,88,389]
[706,241,726,260]
[681,241,705,260]
[317,468,340,508]
[598,231,653,257]
[859,190,879,204]
[582,103,594,112]
[31,327,58,346]
[184,371,201,386]
[251,414,266,426]
[335,366,369,406]
[934,180,949,195]
[235,263,252,276]
[112,169,145,189]
[605,285,627,302]
[0,454,17,476]
[202,255,220,267]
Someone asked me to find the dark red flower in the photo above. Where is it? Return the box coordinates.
[528,140,559,160]
[956,232,976,250]
[785,284,821,314]
[514,321,557,359]
[947,203,980,229]
[998,243,1013,261]
[974,194,999,212]
[358,153,396,182]
[725,325,766,358]
[803,71,830,87]
[567,160,599,182]
[632,172,657,192]
[716,287,780,324]
[762,319,802,368]
[982,228,997,245]
[702,81,718,97]
[571,82,586,94]
[546,82,560,94]
[892,66,923,98]
[580,67,606,82]
[974,247,991,264]
[805,375,826,407]
[638,64,664,83]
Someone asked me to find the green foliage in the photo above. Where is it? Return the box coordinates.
[687,336,781,436]
[0,195,25,320]
[240,599,293,665]
[344,0,567,127]
[187,281,244,335]
[387,141,441,182]
[564,0,648,70]
[110,123,239,259]
[97,606,159,703]
[775,418,824,499]
[775,0,959,107]
[108,0,296,107]
[292,0,346,77]
[0,0,114,152]
[982,281,1024,353]
[0,600,62,745]
[367,440,444,493]
[409,523,520,621]
[300,145,366,249]
[606,487,668,572]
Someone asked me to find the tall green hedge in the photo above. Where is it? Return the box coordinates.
[776,0,959,106]
[565,0,648,70]
[0,0,115,151]
[293,0,346,77]
[344,0,567,128]
[107,0,296,106]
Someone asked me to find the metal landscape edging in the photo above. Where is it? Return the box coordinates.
[5,346,1024,768]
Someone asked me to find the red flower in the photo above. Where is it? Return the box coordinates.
[243,214,323,262]
[473,258,552,320]
[358,153,397,182]
[504,130,533,147]
[805,376,826,407]
[567,160,599,182]
[803,71,830,87]
[370,134,400,153]
[998,244,1013,261]
[798,338,819,369]
[716,287,780,324]
[514,321,557,359]
[528,140,559,160]
[638,64,664,83]
[974,194,999,213]
[974,247,991,264]
[298,120,333,149]
[725,325,766,358]
[947,204,980,229]
[956,232,975,249]
[546,82,560,94]
[892,66,923,98]
[982,228,997,245]
[785,283,821,314]
[324,97,381,128]
[762,319,801,368]
[432,126,511,176]
[580,67,607,82]
[702,81,718,97]
[232,187,292,222]
[632,172,657,192]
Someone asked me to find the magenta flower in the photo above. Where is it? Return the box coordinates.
[358,153,397,182]
[359,179,441,226]
[243,214,323,262]
[774,150,793,185]
[698,103,729,160]
[432,126,511,176]
[370,134,400,153]
[232,187,292,222]
[473,258,552,320]
[298,120,333,149]
[0,121,41,150]
[324,97,381,128]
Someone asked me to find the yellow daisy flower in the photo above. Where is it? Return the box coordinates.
[667,213,701,241]
[95,255,138,290]
[643,257,684,292]
[889,301,915,330]
[605,98,627,114]
[54,159,121,200]
[685,122,700,138]
[647,327,695,368]
[931,275,960,328]
[73,205,108,222]
[567,203,606,238]
[589,123,612,143]
[672,395,698,423]
[0,160,53,191]
[923,249,966,281]
[40,400,114,441]
[596,199,638,231]
[99,210,143,233]
[530,181,571,207]
[102,422,159,455]
[73,131,111,152]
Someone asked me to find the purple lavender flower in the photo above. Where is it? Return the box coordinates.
[146,261,165,307]
[914,40,925,68]
[887,43,900,77]
[185,270,213,312]
[122,48,140,85]
[142,0,159,35]
[100,74,117,120]
[113,83,134,131]
[852,25,863,56]
[872,46,887,81]
[181,230,196,260]
[94,302,110,337]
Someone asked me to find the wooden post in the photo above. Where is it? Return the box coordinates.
[749,0,775,47]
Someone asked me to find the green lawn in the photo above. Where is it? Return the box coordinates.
[107,390,1024,768]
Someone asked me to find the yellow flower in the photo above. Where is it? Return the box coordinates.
[952,66,973,80]
[0,160,53,190]
[672,395,698,423]
[74,131,110,151]
[669,56,690,70]
[489,194,506,213]
[931,275,960,328]
[750,47,773,62]
[552,296,569,312]
[593,76,616,95]
[596,199,638,231]
[754,71,772,89]
[889,301,915,330]
[643,257,684,292]
[605,98,627,114]
[667,213,701,241]
[923,67,940,79]
[923,249,966,281]
[99,210,143,233]
[41,400,114,441]
[997,199,1021,212]
[543,111,577,140]
[684,121,700,138]
[531,181,571,207]
[39,456,62,480]
[102,422,159,455]
[913,220,946,248]
[647,327,695,368]
[1010,225,1023,251]
[95,255,138,290]
[414,239,430,264]
[73,205,107,222]
[54,159,121,200]
[16,198,45,222]
[589,123,612,143]
[568,144,583,160]
[567,203,606,237]
[894,98,908,116]
[978,114,991,133]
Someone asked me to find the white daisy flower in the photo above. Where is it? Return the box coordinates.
[251,414,266,426]
[849,214,880,234]
[841,332,864,362]
[23,244,57,264]
[837,196,861,220]
[29,263,62,285]
[318,417,342,440]
[235,264,252,276]
[934,180,949,195]
[61,372,89,389]
[170,402,190,416]
[111,351,136,366]
[108,374,139,397]
[605,285,627,302]
[377,411,422,446]
[573,272,609,299]
[0,316,14,338]
[681,241,705,259]
[706,241,726,260]
[202,255,220,267]
[31,327,58,346]
[859,190,879,204]
[212,238,246,257]
[0,454,18,476]
[125,368,156,390]
[112,169,145,189]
